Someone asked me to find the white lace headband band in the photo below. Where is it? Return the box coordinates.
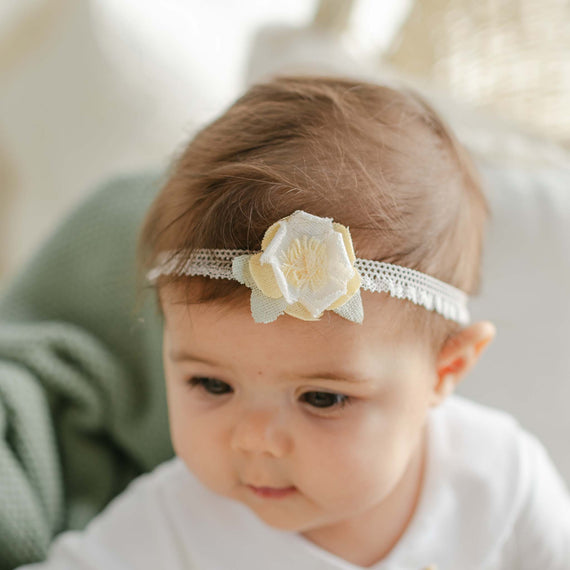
[147,210,470,325]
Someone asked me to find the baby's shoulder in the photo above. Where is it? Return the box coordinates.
[426,396,533,559]
[109,456,218,514]
[433,395,530,487]
[32,458,205,569]
[420,395,570,568]
[437,394,523,449]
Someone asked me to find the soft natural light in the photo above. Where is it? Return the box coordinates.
[92,0,317,108]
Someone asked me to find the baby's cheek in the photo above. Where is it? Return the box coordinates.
[355,419,410,482]
[347,438,402,490]
[302,446,399,517]
[303,421,399,493]
[169,412,230,490]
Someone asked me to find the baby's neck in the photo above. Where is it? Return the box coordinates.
[301,427,428,568]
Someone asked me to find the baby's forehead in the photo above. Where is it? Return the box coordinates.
[161,287,430,363]
[162,296,437,392]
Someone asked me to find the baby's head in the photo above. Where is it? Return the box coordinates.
[142,75,487,346]
[138,76,495,549]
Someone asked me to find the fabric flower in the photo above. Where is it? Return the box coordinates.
[232,210,363,323]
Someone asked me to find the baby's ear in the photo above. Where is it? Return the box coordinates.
[430,321,496,407]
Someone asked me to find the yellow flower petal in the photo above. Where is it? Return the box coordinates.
[332,222,356,263]
[327,271,362,310]
[284,302,321,321]
[261,220,283,251]
[249,253,283,299]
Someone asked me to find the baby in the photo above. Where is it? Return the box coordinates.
[19,76,570,569]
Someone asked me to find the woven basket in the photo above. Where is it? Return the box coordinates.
[386,0,570,147]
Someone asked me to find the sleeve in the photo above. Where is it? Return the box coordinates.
[505,430,570,569]
[0,170,173,570]
[14,462,196,570]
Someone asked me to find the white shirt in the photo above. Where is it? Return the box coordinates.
[18,396,570,570]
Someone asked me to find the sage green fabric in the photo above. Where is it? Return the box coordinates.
[0,170,171,570]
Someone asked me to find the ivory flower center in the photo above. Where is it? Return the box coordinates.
[280,236,327,291]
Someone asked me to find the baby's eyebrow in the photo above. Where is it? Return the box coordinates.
[295,370,369,383]
[169,350,217,366]
[169,350,369,383]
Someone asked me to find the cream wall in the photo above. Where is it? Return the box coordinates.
[0,0,312,285]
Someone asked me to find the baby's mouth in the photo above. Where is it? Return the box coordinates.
[247,485,297,499]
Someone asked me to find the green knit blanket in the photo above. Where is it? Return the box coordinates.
[0,170,172,569]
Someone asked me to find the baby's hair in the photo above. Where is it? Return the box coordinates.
[138,75,488,351]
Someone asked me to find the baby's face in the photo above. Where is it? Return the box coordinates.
[161,287,438,537]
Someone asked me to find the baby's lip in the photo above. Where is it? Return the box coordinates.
[247,484,297,498]
[244,477,292,488]
[248,484,294,490]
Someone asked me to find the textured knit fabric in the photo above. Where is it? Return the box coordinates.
[0,170,171,570]
[15,396,570,570]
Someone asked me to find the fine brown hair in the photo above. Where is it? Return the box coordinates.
[138,75,488,351]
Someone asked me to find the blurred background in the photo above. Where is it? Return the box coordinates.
[1,0,570,480]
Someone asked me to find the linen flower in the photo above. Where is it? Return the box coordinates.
[232,210,363,323]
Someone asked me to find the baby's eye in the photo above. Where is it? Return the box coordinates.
[188,377,232,395]
[300,391,350,410]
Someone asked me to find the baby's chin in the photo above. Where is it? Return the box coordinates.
[238,497,336,534]
[245,507,319,533]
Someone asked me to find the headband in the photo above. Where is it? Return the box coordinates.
[147,210,469,325]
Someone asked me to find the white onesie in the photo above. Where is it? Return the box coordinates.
[17,395,570,570]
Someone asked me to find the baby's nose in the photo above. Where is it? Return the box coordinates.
[230,406,292,457]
